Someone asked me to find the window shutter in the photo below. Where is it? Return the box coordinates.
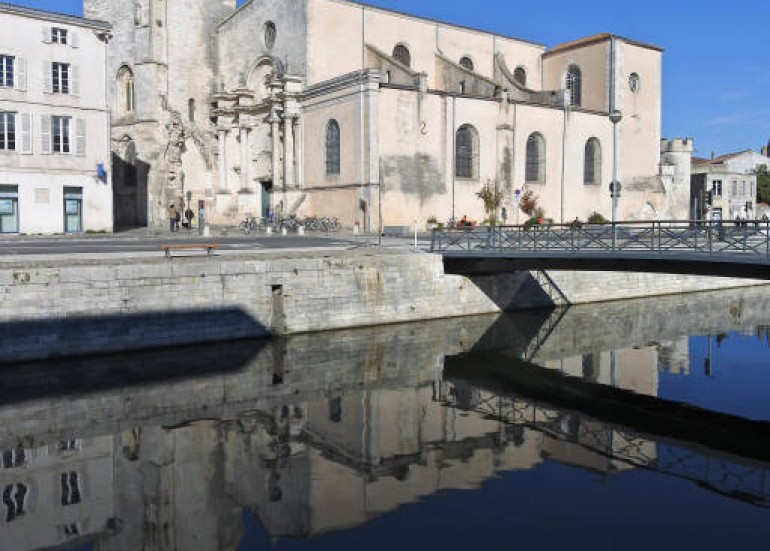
[19,113,32,155]
[42,26,51,43]
[70,65,80,96]
[70,31,79,48]
[42,61,52,94]
[41,115,52,154]
[74,118,86,156]
[14,57,26,91]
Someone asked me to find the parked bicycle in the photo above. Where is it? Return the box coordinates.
[304,216,340,232]
[239,216,258,235]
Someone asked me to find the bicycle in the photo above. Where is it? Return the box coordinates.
[239,216,258,235]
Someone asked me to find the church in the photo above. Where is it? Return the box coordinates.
[83,0,681,231]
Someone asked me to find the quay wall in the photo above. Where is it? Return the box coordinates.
[0,250,766,362]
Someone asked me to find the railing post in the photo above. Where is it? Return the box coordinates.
[693,220,700,253]
[708,221,713,255]
[612,221,617,252]
[743,220,748,253]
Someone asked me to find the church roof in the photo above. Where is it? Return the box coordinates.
[333,0,546,48]
[544,33,663,57]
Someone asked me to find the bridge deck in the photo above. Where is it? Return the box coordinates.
[432,221,770,279]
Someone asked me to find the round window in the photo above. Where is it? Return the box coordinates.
[264,21,277,50]
[629,72,640,93]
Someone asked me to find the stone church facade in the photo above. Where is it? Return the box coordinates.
[84,0,680,230]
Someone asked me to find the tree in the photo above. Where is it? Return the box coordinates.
[757,164,770,204]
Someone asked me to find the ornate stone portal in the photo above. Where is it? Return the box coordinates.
[210,60,305,221]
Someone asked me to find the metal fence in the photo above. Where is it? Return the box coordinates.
[430,220,770,261]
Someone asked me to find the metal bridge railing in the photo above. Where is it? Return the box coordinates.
[430,220,770,262]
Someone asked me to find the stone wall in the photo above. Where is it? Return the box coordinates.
[0,250,766,362]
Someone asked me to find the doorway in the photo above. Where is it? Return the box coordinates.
[261,180,272,218]
[0,185,19,233]
[63,187,83,233]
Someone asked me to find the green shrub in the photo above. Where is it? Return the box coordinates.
[587,211,608,224]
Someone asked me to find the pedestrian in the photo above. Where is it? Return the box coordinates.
[570,217,582,230]
[168,204,178,232]
[184,206,194,230]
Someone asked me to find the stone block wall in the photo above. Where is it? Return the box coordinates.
[0,251,500,362]
[0,250,766,363]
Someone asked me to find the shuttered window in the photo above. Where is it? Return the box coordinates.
[0,112,15,151]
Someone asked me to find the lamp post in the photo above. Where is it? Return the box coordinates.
[609,109,622,249]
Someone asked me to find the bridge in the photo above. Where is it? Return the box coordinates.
[430,220,770,279]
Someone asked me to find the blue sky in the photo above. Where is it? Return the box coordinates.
[10,0,770,157]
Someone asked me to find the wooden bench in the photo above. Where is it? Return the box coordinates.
[161,243,219,258]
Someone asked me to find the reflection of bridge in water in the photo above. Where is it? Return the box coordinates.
[1,286,770,549]
[439,377,770,508]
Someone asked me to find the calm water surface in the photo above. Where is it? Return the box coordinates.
[3,287,770,550]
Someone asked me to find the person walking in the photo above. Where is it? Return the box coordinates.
[184,206,194,230]
[168,204,178,232]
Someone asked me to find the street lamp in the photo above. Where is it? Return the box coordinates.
[609,110,622,224]
[609,109,622,249]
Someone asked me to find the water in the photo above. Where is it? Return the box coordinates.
[2,286,770,550]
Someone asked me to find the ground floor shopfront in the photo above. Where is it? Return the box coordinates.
[0,172,112,234]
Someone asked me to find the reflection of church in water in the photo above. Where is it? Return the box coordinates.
[4,289,769,549]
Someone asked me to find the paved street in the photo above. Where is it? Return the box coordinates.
[0,227,434,259]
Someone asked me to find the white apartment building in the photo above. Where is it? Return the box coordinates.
[692,150,766,221]
[0,3,112,234]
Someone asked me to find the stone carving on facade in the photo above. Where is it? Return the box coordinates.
[162,109,215,192]
[164,111,188,186]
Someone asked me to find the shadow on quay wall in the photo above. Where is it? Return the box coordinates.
[0,307,271,364]
[0,336,267,406]
[464,270,568,311]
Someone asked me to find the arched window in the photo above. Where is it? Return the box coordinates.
[392,44,411,68]
[455,124,479,179]
[459,56,474,71]
[584,138,601,185]
[116,66,134,114]
[514,67,527,87]
[264,21,277,50]
[325,119,340,175]
[525,133,545,184]
[565,65,582,107]
[628,72,640,93]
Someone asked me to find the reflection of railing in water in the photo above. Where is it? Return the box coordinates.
[521,303,570,362]
[438,381,770,508]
